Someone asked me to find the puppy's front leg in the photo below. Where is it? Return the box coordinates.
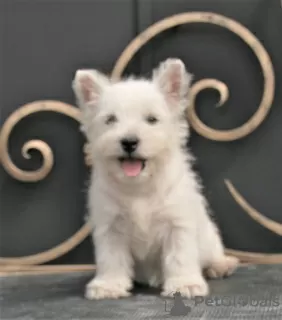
[162,226,209,298]
[86,224,133,300]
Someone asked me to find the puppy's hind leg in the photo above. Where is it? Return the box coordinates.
[203,223,239,279]
[161,226,209,298]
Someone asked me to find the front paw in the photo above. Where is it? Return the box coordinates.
[161,276,209,298]
[85,277,132,300]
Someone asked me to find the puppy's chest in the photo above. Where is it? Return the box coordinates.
[124,200,163,258]
[128,201,154,236]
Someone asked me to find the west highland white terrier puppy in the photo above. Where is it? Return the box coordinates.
[72,58,238,300]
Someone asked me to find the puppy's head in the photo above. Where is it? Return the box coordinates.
[72,58,192,183]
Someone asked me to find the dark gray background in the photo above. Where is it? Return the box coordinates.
[0,0,282,264]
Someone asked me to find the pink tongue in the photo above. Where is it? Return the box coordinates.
[121,160,142,177]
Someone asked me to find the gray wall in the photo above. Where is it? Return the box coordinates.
[1,0,282,264]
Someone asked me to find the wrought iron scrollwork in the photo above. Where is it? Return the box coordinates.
[0,100,81,182]
[0,101,92,268]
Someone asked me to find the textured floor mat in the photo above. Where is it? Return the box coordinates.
[1,264,282,319]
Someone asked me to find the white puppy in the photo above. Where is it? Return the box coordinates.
[72,58,238,300]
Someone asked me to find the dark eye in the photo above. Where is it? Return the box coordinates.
[105,114,117,125]
[146,115,158,124]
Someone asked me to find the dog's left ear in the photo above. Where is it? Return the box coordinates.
[153,58,193,111]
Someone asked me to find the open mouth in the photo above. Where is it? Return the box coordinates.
[118,157,146,177]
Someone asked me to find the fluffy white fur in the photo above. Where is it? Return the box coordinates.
[72,58,238,300]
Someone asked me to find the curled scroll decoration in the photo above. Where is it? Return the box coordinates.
[0,101,94,268]
[0,100,81,182]
[0,12,280,271]
[112,12,275,142]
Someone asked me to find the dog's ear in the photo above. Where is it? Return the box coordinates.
[153,58,193,111]
[72,69,110,138]
[72,69,110,107]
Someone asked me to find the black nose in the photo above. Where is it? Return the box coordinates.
[121,137,139,153]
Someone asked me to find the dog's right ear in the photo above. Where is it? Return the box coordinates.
[72,69,110,108]
[72,69,110,138]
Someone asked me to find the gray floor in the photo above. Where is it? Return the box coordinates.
[1,264,282,319]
